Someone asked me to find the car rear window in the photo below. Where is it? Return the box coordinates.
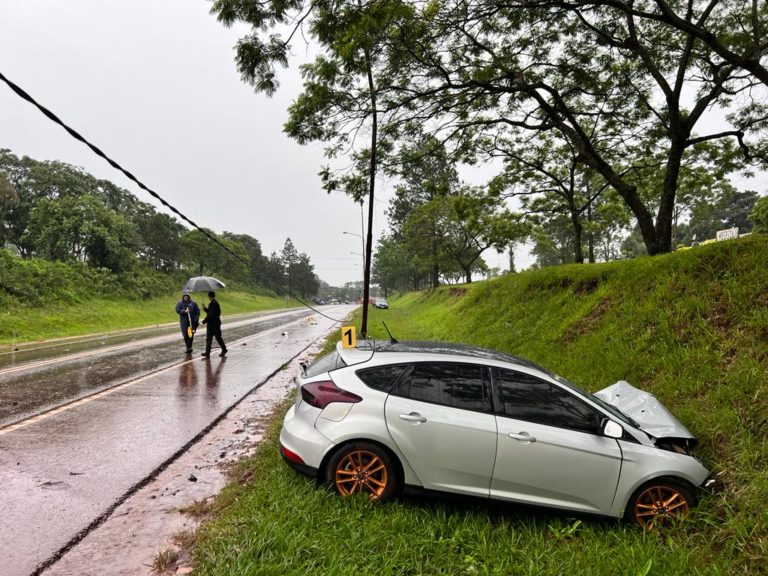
[305,351,347,378]
[356,365,408,392]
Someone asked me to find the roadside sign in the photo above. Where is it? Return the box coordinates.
[341,326,357,349]
[715,227,739,241]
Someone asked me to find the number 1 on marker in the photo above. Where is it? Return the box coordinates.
[341,326,357,349]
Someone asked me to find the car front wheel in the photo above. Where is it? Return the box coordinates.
[626,479,696,530]
[327,442,398,501]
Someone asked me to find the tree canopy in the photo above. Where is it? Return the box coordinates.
[0,149,321,296]
[213,0,766,280]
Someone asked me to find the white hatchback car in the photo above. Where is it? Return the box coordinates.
[280,340,713,528]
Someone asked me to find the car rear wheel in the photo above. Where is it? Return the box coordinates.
[626,480,695,530]
[327,442,398,501]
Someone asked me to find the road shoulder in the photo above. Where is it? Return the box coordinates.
[44,337,329,576]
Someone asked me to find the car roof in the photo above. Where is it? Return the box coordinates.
[337,339,542,371]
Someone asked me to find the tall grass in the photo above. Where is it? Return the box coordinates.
[0,290,297,344]
[0,250,297,343]
[193,235,768,574]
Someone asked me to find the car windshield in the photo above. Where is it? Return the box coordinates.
[304,350,347,378]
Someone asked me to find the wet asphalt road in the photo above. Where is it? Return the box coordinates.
[0,309,314,427]
[0,306,352,576]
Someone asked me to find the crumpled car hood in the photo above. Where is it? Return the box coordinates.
[594,380,696,441]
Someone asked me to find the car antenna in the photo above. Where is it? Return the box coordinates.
[382,322,398,344]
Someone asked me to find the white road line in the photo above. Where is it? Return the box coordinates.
[0,315,315,437]
[0,310,307,377]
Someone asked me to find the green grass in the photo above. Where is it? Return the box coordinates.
[193,235,768,575]
[0,250,300,343]
[0,291,297,345]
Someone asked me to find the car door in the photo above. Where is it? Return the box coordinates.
[490,369,622,515]
[384,362,498,497]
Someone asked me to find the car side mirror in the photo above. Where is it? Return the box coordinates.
[603,419,623,439]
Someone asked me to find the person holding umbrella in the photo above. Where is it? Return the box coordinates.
[175,290,200,355]
[201,290,227,358]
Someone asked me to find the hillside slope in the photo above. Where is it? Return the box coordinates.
[0,251,295,343]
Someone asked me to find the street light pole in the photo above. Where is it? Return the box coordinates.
[342,231,365,259]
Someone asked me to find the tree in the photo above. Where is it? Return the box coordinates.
[385,135,460,288]
[280,238,299,296]
[678,189,759,245]
[530,215,577,267]
[181,228,247,278]
[222,232,270,286]
[134,209,185,272]
[24,195,138,272]
[0,171,16,202]
[749,196,768,233]
[373,2,762,256]
[490,136,609,263]
[532,1,768,86]
[264,252,287,294]
[403,190,526,284]
[372,234,423,294]
[290,253,320,298]
[212,0,414,337]
[0,149,188,268]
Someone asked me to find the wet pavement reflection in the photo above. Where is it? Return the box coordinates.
[0,309,310,427]
[0,306,352,576]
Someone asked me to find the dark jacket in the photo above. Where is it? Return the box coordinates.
[176,298,200,329]
[202,299,222,327]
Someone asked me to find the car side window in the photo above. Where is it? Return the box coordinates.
[393,362,489,413]
[496,369,600,434]
[356,365,408,393]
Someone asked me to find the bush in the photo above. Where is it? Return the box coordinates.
[750,195,768,233]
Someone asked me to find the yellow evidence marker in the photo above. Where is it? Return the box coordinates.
[340,326,357,349]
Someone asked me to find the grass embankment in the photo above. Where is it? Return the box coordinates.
[0,291,296,344]
[0,252,296,344]
[193,236,768,575]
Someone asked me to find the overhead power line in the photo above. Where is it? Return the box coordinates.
[0,71,344,323]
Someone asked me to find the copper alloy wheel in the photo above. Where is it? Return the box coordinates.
[633,485,690,530]
[334,449,389,499]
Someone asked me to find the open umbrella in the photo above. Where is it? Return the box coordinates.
[184,276,226,292]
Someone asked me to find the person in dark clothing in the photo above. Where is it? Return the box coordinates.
[201,291,227,358]
[175,291,200,354]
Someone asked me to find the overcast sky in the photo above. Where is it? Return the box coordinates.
[8,3,760,287]
[1,0,453,286]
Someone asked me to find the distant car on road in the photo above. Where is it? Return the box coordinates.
[374,299,388,309]
[280,340,713,529]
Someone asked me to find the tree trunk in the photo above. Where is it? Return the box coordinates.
[587,204,595,263]
[530,89,662,256]
[656,138,686,255]
[430,228,439,288]
[570,209,584,264]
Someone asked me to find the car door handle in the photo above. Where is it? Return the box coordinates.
[399,412,427,423]
[508,432,536,443]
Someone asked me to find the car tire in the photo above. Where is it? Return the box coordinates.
[625,479,696,530]
[326,442,399,501]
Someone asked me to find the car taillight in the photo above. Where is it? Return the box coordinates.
[280,444,305,464]
[301,380,362,409]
